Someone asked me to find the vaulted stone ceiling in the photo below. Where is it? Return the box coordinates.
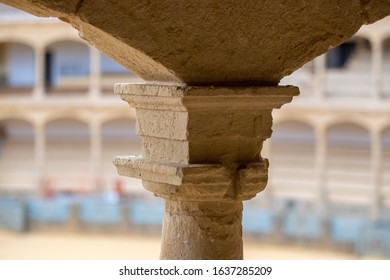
[1,0,390,85]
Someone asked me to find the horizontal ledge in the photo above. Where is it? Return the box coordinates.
[113,155,268,186]
[115,84,299,111]
[113,155,268,201]
[114,83,299,97]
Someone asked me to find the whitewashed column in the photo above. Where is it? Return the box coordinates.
[314,54,326,100]
[371,40,383,100]
[33,46,45,100]
[89,46,101,100]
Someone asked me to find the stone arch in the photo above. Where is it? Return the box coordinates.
[44,40,90,94]
[0,117,35,141]
[45,118,91,193]
[100,113,137,125]
[0,41,35,95]
[268,121,316,201]
[381,30,390,43]
[325,123,371,208]
[0,114,34,123]
[273,116,316,128]
[272,121,315,144]
[45,118,90,139]
[0,118,35,191]
[383,125,390,144]
[44,113,90,126]
[381,121,390,135]
[101,117,139,143]
[325,36,372,98]
[353,34,375,46]
[324,117,372,133]
[0,37,36,47]
[327,122,370,146]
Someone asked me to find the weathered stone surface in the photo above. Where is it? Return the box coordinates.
[115,84,298,165]
[0,0,80,17]
[161,200,243,260]
[361,0,390,24]
[2,0,390,84]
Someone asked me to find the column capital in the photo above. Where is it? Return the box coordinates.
[114,83,298,202]
[115,84,298,165]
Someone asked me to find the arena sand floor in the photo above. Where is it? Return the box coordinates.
[0,230,357,260]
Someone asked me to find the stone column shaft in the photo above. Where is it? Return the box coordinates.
[89,46,101,100]
[114,83,298,260]
[33,47,45,100]
[314,54,326,100]
[161,200,243,260]
[371,41,383,100]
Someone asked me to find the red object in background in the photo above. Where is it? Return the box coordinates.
[42,178,54,198]
[114,179,124,196]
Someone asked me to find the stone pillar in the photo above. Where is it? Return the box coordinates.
[314,54,326,100]
[114,83,298,260]
[33,46,45,100]
[89,46,101,100]
[371,40,383,100]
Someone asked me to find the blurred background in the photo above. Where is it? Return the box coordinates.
[0,3,389,260]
